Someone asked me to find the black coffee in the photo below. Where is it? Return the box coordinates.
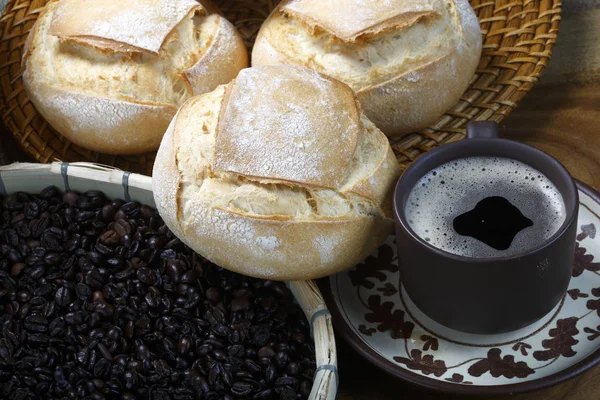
[405,156,566,258]
[453,196,534,250]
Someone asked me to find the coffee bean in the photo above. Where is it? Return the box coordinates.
[54,287,71,306]
[231,382,253,396]
[113,219,131,236]
[11,262,26,277]
[62,191,79,207]
[147,236,164,250]
[136,267,156,285]
[75,283,91,300]
[275,377,298,387]
[120,202,140,218]
[0,187,315,398]
[99,230,120,246]
[253,389,273,400]
[101,205,117,222]
[244,359,263,375]
[231,296,251,312]
[205,287,222,304]
[276,386,297,400]
[16,290,31,303]
[24,315,48,333]
[275,352,290,369]
[257,346,275,359]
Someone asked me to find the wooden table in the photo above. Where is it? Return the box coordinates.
[336,4,600,399]
[0,2,598,400]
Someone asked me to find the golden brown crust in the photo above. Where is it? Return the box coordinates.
[251,33,291,67]
[356,0,481,135]
[183,15,248,96]
[23,79,177,154]
[179,208,393,280]
[49,0,202,54]
[348,143,401,217]
[282,0,437,42]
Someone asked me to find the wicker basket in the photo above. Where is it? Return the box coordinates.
[0,0,561,175]
[0,161,338,400]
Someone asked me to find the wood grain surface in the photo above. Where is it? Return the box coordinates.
[0,3,598,400]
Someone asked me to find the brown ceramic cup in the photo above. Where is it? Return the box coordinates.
[393,121,578,334]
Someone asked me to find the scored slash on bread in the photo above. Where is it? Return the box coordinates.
[22,0,248,155]
[252,0,482,137]
[153,66,402,281]
[283,0,437,42]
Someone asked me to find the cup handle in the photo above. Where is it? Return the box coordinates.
[466,121,499,139]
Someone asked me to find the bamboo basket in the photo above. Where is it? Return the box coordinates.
[0,0,561,175]
[0,161,338,400]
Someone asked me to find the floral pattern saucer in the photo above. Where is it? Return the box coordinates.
[323,183,600,395]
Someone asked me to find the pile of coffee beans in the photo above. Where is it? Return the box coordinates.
[0,187,315,400]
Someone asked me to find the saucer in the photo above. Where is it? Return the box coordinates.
[323,182,600,395]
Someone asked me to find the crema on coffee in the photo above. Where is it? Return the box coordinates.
[405,156,566,258]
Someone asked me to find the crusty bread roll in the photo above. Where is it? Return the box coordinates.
[153,65,401,280]
[22,0,248,155]
[252,0,482,137]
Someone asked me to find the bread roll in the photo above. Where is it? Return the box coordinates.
[153,65,401,280]
[22,0,248,155]
[252,0,482,137]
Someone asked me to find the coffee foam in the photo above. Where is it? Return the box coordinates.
[405,156,566,258]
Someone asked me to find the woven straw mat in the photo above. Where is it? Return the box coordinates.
[0,0,562,175]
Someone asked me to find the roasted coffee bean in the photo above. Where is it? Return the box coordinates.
[62,191,79,207]
[11,262,26,277]
[114,266,135,281]
[17,303,31,319]
[101,205,117,222]
[99,230,120,246]
[24,315,48,333]
[16,290,31,303]
[0,187,314,399]
[230,296,251,312]
[75,283,91,300]
[54,287,72,306]
[300,381,312,396]
[231,382,253,396]
[136,267,156,285]
[205,287,222,304]
[275,352,290,369]
[252,389,273,400]
[286,362,299,377]
[276,386,297,400]
[275,377,298,387]
[257,346,276,359]
[120,202,140,218]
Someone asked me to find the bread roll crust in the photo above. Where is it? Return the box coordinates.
[153,66,401,280]
[252,0,482,137]
[183,15,248,96]
[48,0,201,54]
[24,80,177,154]
[282,0,437,42]
[23,0,248,155]
[214,66,361,189]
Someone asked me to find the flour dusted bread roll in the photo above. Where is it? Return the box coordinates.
[22,0,248,155]
[153,65,401,280]
[252,0,482,137]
